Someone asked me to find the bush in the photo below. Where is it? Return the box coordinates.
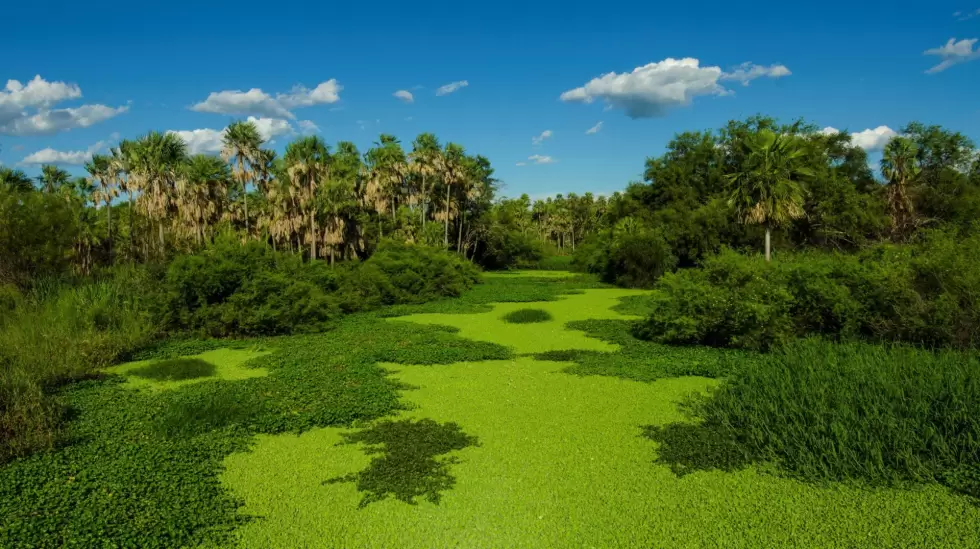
[657,339,980,497]
[161,237,343,337]
[575,229,677,288]
[161,238,480,336]
[474,228,544,270]
[501,309,552,323]
[635,228,980,350]
[338,240,480,311]
[0,281,153,461]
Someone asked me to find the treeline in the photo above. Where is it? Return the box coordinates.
[569,117,979,287]
[605,117,980,502]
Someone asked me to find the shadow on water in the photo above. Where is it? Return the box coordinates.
[326,418,478,508]
[642,422,752,477]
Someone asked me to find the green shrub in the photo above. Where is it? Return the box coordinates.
[0,283,23,318]
[520,254,574,271]
[635,229,980,350]
[0,281,153,462]
[338,240,480,311]
[130,358,216,381]
[476,228,544,270]
[575,229,677,288]
[655,339,980,497]
[501,308,553,324]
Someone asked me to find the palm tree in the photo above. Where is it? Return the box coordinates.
[440,143,466,246]
[410,133,441,229]
[880,137,920,239]
[284,136,330,260]
[111,142,138,261]
[222,121,264,237]
[179,155,231,246]
[126,132,188,255]
[726,129,810,262]
[0,167,34,192]
[366,134,408,223]
[86,154,118,263]
[37,165,71,194]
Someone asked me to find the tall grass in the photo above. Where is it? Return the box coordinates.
[682,339,980,495]
[0,280,153,461]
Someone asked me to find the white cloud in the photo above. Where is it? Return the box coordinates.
[924,38,980,73]
[956,9,980,20]
[515,162,527,166]
[528,154,556,165]
[298,120,319,134]
[393,90,414,103]
[720,62,792,85]
[169,117,295,155]
[191,80,342,119]
[532,129,553,145]
[0,76,127,136]
[585,121,603,134]
[435,80,469,96]
[21,140,106,165]
[560,58,790,118]
[820,125,897,151]
[169,128,225,155]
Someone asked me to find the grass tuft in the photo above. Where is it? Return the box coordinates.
[130,358,215,381]
[501,308,553,323]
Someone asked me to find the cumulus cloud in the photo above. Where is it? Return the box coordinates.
[435,80,468,96]
[515,162,527,166]
[532,130,553,145]
[393,90,414,103]
[821,125,897,151]
[528,154,556,165]
[298,120,319,134]
[21,140,106,165]
[168,116,296,155]
[720,62,792,85]
[560,58,790,118]
[585,121,603,134]
[0,75,128,135]
[924,38,980,73]
[191,79,342,119]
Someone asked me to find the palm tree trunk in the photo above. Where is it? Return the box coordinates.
[330,246,335,267]
[421,174,426,229]
[310,211,317,261]
[128,192,135,263]
[237,156,250,238]
[457,210,465,253]
[107,199,113,265]
[444,184,451,246]
[765,226,771,262]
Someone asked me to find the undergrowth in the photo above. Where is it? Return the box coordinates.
[0,316,511,548]
[649,339,980,499]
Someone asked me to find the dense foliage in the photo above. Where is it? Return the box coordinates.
[649,339,980,499]
[634,227,980,350]
[0,238,477,462]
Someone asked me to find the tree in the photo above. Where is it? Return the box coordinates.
[440,143,466,246]
[726,129,810,261]
[179,155,230,245]
[125,132,187,256]
[880,137,921,239]
[222,121,264,237]
[37,165,71,194]
[0,167,34,192]
[285,136,330,260]
[86,154,118,263]
[410,133,441,229]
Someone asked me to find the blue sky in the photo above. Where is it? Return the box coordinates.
[2,0,978,199]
